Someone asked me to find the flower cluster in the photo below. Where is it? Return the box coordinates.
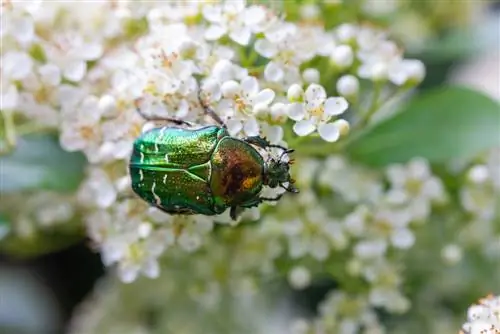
[2,1,497,334]
[460,294,500,334]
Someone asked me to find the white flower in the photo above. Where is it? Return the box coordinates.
[386,157,446,221]
[388,59,426,86]
[218,76,275,136]
[288,266,312,290]
[461,295,500,334]
[59,95,103,162]
[2,51,33,81]
[441,244,463,265]
[287,84,348,142]
[202,0,263,46]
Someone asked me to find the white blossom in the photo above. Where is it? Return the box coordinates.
[287,84,348,142]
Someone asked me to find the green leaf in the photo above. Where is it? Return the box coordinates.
[0,215,10,241]
[0,221,84,258]
[346,86,500,166]
[0,134,86,193]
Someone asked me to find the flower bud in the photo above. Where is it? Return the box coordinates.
[336,74,359,99]
[287,84,304,102]
[302,68,320,83]
[333,119,350,138]
[288,266,311,289]
[330,45,354,69]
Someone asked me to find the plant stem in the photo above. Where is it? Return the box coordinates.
[0,109,17,155]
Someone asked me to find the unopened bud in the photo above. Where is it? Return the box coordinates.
[287,84,304,102]
[336,75,359,99]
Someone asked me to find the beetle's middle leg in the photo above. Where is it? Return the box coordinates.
[259,193,284,202]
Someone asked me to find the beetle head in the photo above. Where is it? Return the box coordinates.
[264,148,299,194]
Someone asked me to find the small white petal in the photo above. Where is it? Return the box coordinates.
[318,123,340,142]
[305,83,326,102]
[293,120,316,137]
[118,264,139,283]
[244,6,266,25]
[324,97,348,116]
[254,38,277,58]
[205,24,226,41]
[287,103,306,121]
[391,228,415,249]
[241,76,259,96]
[79,43,103,61]
[63,60,87,82]
[3,51,33,80]
[263,125,283,144]
[1,85,18,110]
[229,27,252,46]
[38,64,61,86]
[221,80,240,98]
[226,119,243,135]
[202,5,222,22]
[12,16,34,43]
[253,88,275,106]
[264,62,284,82]
[142,259,160,279]
[243,118,260,136]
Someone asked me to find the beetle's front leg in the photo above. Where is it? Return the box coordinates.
[134,99,193,127]
[230,206,242,220]
[243,136,292,153]
[243,136,271,149]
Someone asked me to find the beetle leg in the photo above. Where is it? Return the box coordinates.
[198,90,226,127]
[243,136,292,154]
[134,99,193,127]
[230,206,241,220]
[243,136,270,149]
[259,193,284,202]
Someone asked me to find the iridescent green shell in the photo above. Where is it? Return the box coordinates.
[129,125,264,216]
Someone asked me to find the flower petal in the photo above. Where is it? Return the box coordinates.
[324,97,348,116]
[264,62,284,82]
[243,118,260,136]
[204,24,226,41]
[287,102,306,121]
[293,119,316,137]
[253,88,275,106]
[305,83,326,102]
[241,76,259,96]
[229,27,251,46]
[254,38,277,58]
[63,60,87,82]
[226,119,243,135]
[318,122,340,142]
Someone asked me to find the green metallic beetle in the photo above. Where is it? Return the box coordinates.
[129,93,298,220]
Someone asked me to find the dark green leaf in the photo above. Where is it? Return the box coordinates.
[346,86,500,166]
[0,134,86,193]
